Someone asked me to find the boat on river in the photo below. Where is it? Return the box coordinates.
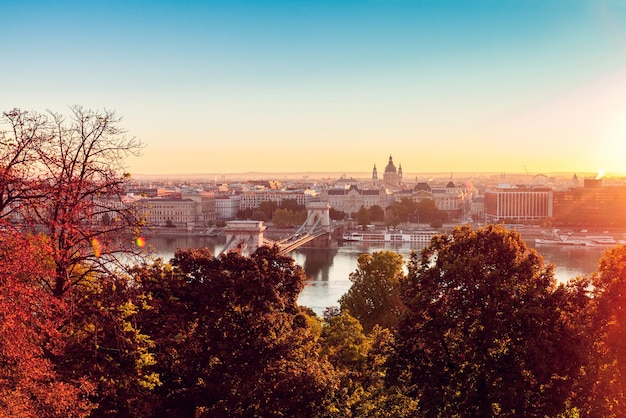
[534,230,626,247]
[343,230,437,243]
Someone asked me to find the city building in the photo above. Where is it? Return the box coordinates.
[215,194,241,220]
[323,185,389,215]
[382,155,402,187]
[410,181,466,219]
[138,197,197,228]
[552,179,626,227]
[138,191,216,229]
[484,185,552,223]
[239,189,309,210]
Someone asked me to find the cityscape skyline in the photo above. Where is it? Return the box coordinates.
[3,1,626,176]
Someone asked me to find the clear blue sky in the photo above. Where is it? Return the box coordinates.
[2,0,626,175]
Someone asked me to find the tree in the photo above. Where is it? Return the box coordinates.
[257,200,278,221]
[369,205,384,222]
[0,109,48,220]
[415,198,440,223]
[58,272,160,417]
[390,225,587,417]
[0,229,94,417]
[357,206,370,231]
[237,208,253,219]
[339,251,405,333]
[279,198,304,212]
[580,244,626,416]
[329,207,346,221]
[272,207,306,228]
[383,209,400,230]
[134,246,338,417]
[4,106,143,297]
[319,310,372,414]
[1,107,159,416]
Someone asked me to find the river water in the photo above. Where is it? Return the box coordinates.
[145,234,609,315]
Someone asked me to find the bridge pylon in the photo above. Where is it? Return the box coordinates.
[221,220,266,256]
[304,201,331,233]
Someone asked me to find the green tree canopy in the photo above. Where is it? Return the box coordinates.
[134,246,338,417]
[339,251,405,333]
[390,224,587,417]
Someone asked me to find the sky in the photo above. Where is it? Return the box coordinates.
[2,0,626,176]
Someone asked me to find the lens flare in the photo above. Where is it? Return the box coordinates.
[135,236,146,248]
[91,238,102,257]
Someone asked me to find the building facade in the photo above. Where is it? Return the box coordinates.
[552,181,626,227]
[484,186,552,223]
[215,194,241,220]
[239,189,308,210]
[410,181,466,219]
[324,185,388,215]
[138,192,216,229]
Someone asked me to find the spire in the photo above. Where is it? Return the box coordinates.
[372,164,378,181]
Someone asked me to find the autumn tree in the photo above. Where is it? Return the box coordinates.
[134,246,338,417]
[339,251,405,333]
[0,229,94,417]
[0,109,48,220]
[0,107,157,415]
[390,225,587,417]
[1,106,143,297]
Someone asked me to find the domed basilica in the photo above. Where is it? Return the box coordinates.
[372,155,402,188]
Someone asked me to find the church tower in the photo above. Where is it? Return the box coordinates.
[372,164,378,183]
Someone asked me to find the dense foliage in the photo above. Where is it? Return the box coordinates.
[389,225,589,417]
[339,251,405,333]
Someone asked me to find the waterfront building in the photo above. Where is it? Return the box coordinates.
[323,185,388,215]
[552,179,626,227]
[484,185,552,223]
[239,189,308,210]
[138,191,216,229]
[183,191,217,225]
[215,194,241,220]
[410,181,466,219]
[139,197,196,228]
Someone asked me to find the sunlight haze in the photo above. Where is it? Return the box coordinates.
[2,0,626,176]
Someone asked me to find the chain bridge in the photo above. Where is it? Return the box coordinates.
[220,201,333,255]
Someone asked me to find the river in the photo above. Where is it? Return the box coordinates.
[145,234,609,315]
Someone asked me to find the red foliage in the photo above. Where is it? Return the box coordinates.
[0,227,94,417]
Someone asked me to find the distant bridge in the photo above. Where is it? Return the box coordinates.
[220,201,332,255]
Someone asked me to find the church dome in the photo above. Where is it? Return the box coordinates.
[384,155,397,173]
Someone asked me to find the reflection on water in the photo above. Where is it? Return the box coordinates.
[295,248,338,282]
[146,235,612,316]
